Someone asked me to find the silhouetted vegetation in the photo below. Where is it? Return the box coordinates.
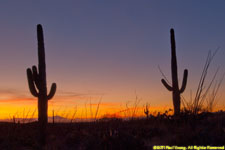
[161,29,188,116]
[0,111,224,149]
[26,24,57,146]
[182,50,224,115]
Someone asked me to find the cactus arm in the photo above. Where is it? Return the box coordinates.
[180,69,188,93]
[27,68,39,97]
[32,66,40,89]
[161,79,173,91]
[47,83,56,100]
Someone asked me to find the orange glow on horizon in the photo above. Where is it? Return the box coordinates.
[0,95,224,122]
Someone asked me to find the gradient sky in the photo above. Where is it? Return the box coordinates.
[0,1,225,119]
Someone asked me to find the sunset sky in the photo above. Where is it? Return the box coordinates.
[0,1,225,120]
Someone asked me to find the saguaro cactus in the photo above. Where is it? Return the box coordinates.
[144,104,150,119]
[27,24,56,144]
[161,29,188,116]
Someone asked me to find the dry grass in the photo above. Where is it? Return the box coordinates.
[182,50,224,114]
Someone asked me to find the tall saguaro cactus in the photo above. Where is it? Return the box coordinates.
[161,29,188,116]
[27,24,56,144]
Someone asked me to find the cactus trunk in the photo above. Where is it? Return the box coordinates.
[37,24,48,129]
[171,29,180,115]
[161,29,188,116]
[173,91,181,115]
[27,24,57,146]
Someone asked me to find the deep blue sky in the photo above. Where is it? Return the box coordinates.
[0,1,225,115]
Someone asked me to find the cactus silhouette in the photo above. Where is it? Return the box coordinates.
[161,29,188,116]
[26,24,56,145]
[144,104,149,119]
